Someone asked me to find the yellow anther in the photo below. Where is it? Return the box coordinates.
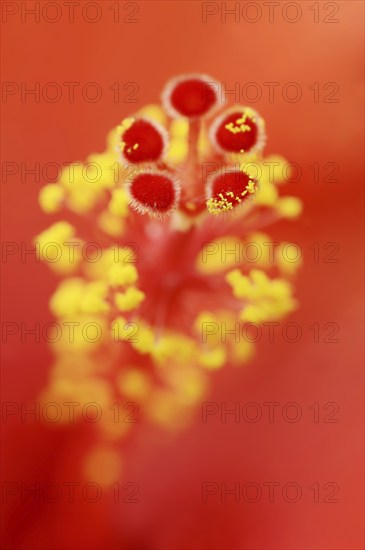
[36,221,75,248]
[107,263,138,287]
[165,139,188,164]
[255,181,277,206]
[98,211,124,237]
[118,117,135,133]
[80,281,110,314]
[138,104,167,126]
[226,269,251,299]
[276,197,303,219]
[131,323,155,354]
[275,242,302,274]
[170,118,189,138]
[109,188,129,217]
[117,369,151,400]
[199,346,226,370]
[50,278,84,318]
[115,287,145,312]
[227,268,297,323]
[39,184,64,213]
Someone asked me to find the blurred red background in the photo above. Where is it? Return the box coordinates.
[1,1,364,548]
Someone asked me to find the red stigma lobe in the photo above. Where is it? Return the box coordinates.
[121,119,166,163]
[128,172,180,216]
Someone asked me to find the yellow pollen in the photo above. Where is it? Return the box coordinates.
[206,196,233,215]
[225,113,253,135]
[118,117,135,132]
[246,180,256,194]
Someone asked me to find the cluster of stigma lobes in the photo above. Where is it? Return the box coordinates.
[119,74,266,218]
